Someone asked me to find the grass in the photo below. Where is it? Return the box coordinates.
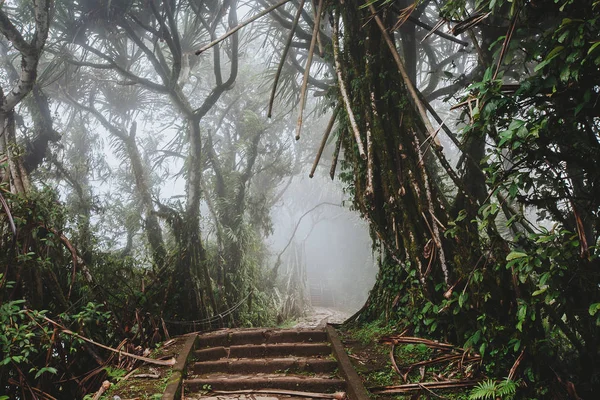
[276,318,298,329]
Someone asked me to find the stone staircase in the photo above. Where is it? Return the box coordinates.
[183,328,346,399]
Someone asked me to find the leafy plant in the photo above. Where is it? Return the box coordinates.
[469,378,517,400]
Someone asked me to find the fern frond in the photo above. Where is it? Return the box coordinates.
[469,379,498,400]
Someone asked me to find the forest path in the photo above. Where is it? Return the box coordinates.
[292,307,350,329]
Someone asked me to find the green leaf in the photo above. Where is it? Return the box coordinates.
[506,251,527,261]
[588,41,600,55]
[589,303,600,316]
[35,367,57,379]
[459,292,468,308]
[534,46,564,72]
[532,286,548,296]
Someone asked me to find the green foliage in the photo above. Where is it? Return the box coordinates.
[337,0,599,397]
[349,320,396,345]
[469,378,517,400]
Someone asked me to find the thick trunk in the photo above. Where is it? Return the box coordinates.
[125,123,166,269]
[179,117,217,318]
[0,110,31,194]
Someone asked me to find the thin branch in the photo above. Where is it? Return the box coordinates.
[31,312,176,366]
[195,0,293,55]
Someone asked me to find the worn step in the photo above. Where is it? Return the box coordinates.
[195,346,229,361]
[185,375,345,392]
[196,329,328,347]
[192,357,338,374]
[194,343,331,361]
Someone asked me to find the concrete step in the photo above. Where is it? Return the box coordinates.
[196,329,328,347]
[194,343,332,361]
[185,375,345,392]
[191,357,338,374]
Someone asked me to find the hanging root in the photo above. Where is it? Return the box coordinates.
[332,12,366,159]
[310,106,339,178]
[268,0,306,118]
[330,128,346,180]
[295,0,324,140]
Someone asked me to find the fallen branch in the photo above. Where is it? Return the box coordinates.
[131,373,160,379]
[400,353,481,382]
[92,381,111,400]
[380,336,461,351]
[406,353,481,370]
[30,312,176,366]
[389,344,404,380]
[211,389,347,399]
[370,380,480,394]
[7,378,57,400]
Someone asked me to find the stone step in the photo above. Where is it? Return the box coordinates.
[194,343,332,361]
[196,329,328,347]
[185,395,312,400]
[185,375,345,392]
[191,357,338,374]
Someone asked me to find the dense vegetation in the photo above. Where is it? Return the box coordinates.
[1,0,598,398]
[337,0,600,398]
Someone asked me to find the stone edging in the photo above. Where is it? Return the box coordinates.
[326,325,370,400]
[162,333,198,400]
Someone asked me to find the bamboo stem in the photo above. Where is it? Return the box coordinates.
[332,12,366,159]
[295,0,324,140]
[368,5,440,147]
[310,107,339,178]
[268,0,306,118]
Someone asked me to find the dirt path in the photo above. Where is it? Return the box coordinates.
[292,307,350,329]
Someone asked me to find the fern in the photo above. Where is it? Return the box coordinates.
[470,379,499,400]
[497,379,517,397]
[469,378,517,400]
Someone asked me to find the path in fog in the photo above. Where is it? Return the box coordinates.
[293,307,350,328]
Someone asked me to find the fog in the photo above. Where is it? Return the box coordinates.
[0,0,475,324]
[269,171,376,313]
